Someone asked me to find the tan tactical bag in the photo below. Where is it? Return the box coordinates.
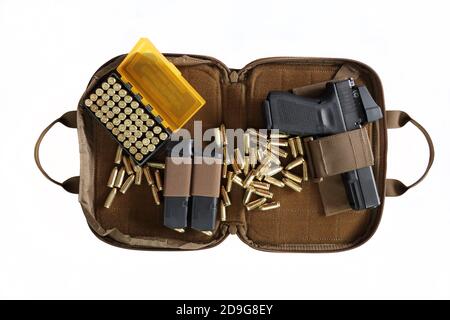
[35,54,434,252]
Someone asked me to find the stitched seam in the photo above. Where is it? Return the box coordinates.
[318,141,328,176]
[348,133,358,169]
[363,128,373,164]
[358,129,368,166]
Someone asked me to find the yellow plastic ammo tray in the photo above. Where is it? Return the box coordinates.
[118,38,205,133]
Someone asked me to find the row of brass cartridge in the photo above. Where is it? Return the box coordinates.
[84,74,170,165]
[103,145,165,209]
[218,125,308,217]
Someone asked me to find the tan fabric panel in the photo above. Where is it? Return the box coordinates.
[318,175,352,216]
[291,63,360,96]
[191,157,222,197]
[163,157,192,197]
[304,127,374,179]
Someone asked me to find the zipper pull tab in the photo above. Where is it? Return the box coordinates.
[229,70,239,83]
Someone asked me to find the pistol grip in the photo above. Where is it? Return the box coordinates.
[263,91,345,135]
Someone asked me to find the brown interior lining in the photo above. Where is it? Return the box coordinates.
[77,54,386,252]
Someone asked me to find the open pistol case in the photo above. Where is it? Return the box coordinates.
[35,44,434,252]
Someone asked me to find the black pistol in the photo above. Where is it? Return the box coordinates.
[263,79,383,210]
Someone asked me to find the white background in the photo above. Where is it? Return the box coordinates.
[0,0,449,299]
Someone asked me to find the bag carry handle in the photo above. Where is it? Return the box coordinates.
[34,111,80,194]
[385,110,434,197]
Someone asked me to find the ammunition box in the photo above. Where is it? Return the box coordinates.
[82,38,206,166]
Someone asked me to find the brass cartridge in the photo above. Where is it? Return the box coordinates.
[249,147,257,168]
[231,161,242,174]
[302,162,309,182]
[222,161,228,179]
[226,171,234,192]
[269,146,288,158]
[294,136,304,156]
[107,167,119,188]
[135,167,142,185]
[264,176,285,188]
[135,153,143,162]
[281,170,303,184]
[235,148,245,170]
[285,157,305,171]
[220,200,227,221]
[265,165,283,177]
[214,127,222,147]
[247,128,267,140]
[243,169,256,188]
[221,186,231,206]
[245,198,267,211]
[220,124,228,146]
[243,187,254,205]
[243,133,250,155]
[253,188,273,199]
[103,188,118,209]
[283,178,303,192]
[143,167,154,185]
[154,169,163,191]
[148,162,165,170]
[251,181,270,190]
[269,139,289,147]
[269,132,289,139]
[122,155,133,175]
[120,174,135,194]
[107,77,116,85]
[151,184,161,205]
[113,167,126,188]
[232,174,244,187]
[259,201,281,211]
[288,138,297,158]
[159,132,168,140]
